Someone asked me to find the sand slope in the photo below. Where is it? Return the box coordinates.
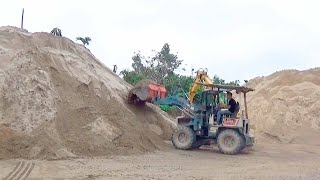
[246,68,320,144]
[0,26,175,159]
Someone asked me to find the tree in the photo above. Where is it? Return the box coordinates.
[226,80,241,86]
[120,43,183,85]
[76,36,91,46]
[50,28,62,36]
[147,43,182,84]
[162,74,192,96]
[121,43,241,101]
[120,69,146,85]
[213,75,240,86]
[131,52,148,75]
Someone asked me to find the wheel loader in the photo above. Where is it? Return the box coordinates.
[171,84,255,154]
[126,69,255,154]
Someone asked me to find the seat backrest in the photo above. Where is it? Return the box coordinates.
[231,102,240,118]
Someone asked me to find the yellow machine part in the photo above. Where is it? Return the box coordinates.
[188,68,213,103]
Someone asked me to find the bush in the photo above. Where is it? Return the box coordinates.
[159,105,172,112]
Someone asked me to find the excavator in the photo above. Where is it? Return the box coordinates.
[127,68,229,117]
[126,68,255,154]
[126,68,219,120]
[127,68,217,106]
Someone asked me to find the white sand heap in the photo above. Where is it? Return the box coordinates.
[0,26,175,159]
[246,68,320,144]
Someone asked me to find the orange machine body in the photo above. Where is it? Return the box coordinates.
[146,83,167,101]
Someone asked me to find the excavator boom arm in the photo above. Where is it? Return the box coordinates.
[188,68,213,103]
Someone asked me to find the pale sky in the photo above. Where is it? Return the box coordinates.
[1,0,319,82]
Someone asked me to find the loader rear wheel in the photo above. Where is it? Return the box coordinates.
[172,126,195,150]
[217,129,243,155]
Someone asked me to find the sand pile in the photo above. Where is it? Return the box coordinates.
[0,26,175,159]
[246,68,320,144]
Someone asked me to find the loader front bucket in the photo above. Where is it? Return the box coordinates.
[127,80,166,105]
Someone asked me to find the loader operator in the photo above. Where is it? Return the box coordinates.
[216,91,236,125]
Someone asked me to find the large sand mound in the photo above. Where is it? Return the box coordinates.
[0,26,175,159]
[246,68,320,144]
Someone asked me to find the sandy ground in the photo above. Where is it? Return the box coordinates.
[1,142,320,180]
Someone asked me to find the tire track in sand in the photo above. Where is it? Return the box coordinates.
[4,161,35,180]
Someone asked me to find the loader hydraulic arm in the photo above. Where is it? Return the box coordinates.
[188,68,213,103]
[154,96,195,117]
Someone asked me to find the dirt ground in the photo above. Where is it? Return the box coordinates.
[1,142,320,180]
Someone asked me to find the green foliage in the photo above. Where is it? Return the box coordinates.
[226,80,241,86]
[159,105,172,112]
[213,75,240,86]
[120,69,146,85]
[219,92,227,104]
[76,36,91,46]
[163,74,193,96]
[213,75,226,84]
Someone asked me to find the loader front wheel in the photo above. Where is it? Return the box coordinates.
[172,126,195,150]
[217,129,243,155]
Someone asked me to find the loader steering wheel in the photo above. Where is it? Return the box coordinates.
[214,103,221,111]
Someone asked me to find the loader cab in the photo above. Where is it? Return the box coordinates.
[198,89,228,113]
[193,90,226,131]
[197,87,248,127]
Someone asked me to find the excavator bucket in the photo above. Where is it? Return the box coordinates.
[127,79,166,105]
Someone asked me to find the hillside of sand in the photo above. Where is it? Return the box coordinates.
[0,26,175,159]
[246,68,320,144]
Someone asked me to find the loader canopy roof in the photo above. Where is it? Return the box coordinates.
[197,83,254,93]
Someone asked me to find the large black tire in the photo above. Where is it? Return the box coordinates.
[172,126,196,150]
[217,129,243,155]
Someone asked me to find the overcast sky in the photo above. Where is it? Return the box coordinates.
[1,0,319,82]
